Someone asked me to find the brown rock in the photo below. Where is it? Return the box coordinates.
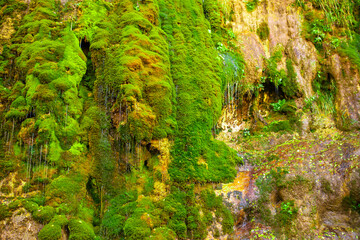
[286,38,318,98]
[0,208,43,240]
[329,54,360,129]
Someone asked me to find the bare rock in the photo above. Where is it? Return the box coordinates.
[0,208,43,240]
[286,38,318,98]
[329,54,360,130]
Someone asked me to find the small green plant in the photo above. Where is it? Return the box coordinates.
[343,195,360,213]
[281,201,296,215]
[257,22,270,41]
[263,47,286,89]
[294,0,305,8]
[312,70,336,115]
[340,33,360,71]
[227,30,236,39]
[216,42,229,53]
[330,37,340,49]
[311,0,356,32]
[275,200,298,227]
[305,18,332,49]
[304,95,316,110]
[271,99,286,112]
[245,0,260,12]
[243,128,251,137]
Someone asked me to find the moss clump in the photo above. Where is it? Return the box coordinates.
[46,175,85,214]
[32,206,55,223]
[246,0,260,12]
[91,2,175,145]
[0,204,11,220]
[68,218,95,240]
[100,191,137,238]
[50,214,69,227]
[150,227,177,239]
[282,59,300,98]
[266,120,292,132]
[8,200,21,210]
[23,200,39,213]
[257,22,270,41]
[123,217,151,240]
[38,223,62,240]
[263,46,286,90]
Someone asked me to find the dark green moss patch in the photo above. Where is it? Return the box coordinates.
[257,22,269,41]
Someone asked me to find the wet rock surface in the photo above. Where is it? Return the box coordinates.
[217,129,360,239]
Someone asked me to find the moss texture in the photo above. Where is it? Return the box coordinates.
[0,0,242,238]
[1,0,359,239]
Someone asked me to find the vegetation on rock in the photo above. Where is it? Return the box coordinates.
[0,0,359,239]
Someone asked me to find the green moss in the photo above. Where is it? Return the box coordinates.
[33,62,61,84]
[168,221,187,239]
[200,189,234,235]
[74,0,111,43]
[32,84,57,102]
[47,175,84,214]
[8,200,21,210]
[149,227,177,239]
[282,59,300,98]
[91,1,175,145]
[159,0,239,184]
[263,46,286,89]
[38,223,62,240]
[266,120,292,132]
[340,33,360,71]
[203,0,223,42]
[257,22,270,41]
[123,217,151,240]
[5,109,27,120]
[144,177,154,194]
[32,206,55,223]
[50,214,69,227]
[23,200,39,213]
[68,218,95,240]
[10,96,26,108]
[48,131,62,163]
[127,103,156,141]
[246,0,260,12]
[275,200,298,228]
[101,191,137,238]
[0,204,11,220]
[68,142,86,156]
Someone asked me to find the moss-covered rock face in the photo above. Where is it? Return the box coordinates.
[0,0,360,239]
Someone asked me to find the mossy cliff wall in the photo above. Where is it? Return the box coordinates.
[0,0,241,239]
[0,0,359,239]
